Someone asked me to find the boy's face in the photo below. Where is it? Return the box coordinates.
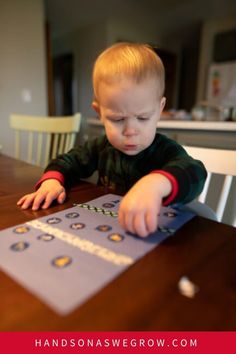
[93,78,165,156]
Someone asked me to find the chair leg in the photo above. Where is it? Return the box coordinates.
[216,175,233,222]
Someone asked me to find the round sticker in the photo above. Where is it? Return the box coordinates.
[10,241,30,252]
[37,233,55,241]
[46,217,62,224]
[164,211,177,217]
[65,212,80,219]
[51,255,72,268]
[70,222,85,230]
[102,203,115,208]
[108,233,124,242]
[13,226,30,234]
[96,225,112,232]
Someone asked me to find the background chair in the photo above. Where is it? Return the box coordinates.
[183,145,236,227]
[10,113,81,167]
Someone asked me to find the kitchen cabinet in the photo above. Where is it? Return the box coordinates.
[86,118,236,150]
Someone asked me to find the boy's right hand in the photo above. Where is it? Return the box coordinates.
[17,179,66,211]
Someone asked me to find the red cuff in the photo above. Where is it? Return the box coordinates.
[35,171,65,190]
[150,170,179,206]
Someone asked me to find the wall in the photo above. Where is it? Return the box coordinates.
[52,16,163,123]
[53,22,107,117]
[0,0,47,158]
[50,2,236,120]
[197,16,236,103]
[106,17,161,46]
[52,21,108,144]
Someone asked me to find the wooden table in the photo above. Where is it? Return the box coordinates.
[0,154,236,331]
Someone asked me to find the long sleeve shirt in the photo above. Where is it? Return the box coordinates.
[36,132,207,206]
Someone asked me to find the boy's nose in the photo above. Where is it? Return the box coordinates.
[123,123,138,136]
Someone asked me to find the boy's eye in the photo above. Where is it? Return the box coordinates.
[108,117,124,122]
[137,116,149,121]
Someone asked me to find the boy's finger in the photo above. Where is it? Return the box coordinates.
[118,208,125,230]
[17,194,32,205]
[17,197,25,205]
[133,213,149,237]
[124,211,136,235]
[145,209,158,234]
[32,193,48,210]
[41,191,57,209]
[20,194,36,209]
[57,191,66,204]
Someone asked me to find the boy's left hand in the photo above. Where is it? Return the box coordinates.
[118,173,172,237]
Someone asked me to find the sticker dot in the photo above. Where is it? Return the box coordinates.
[108,233,124,242]
[10,241,30,252]
[51,255,72,268]
[65,212,80,219]
[13,226,30,234]
[158,226,175,234]
[102,203,115,208]
[46,217,62,224]
[37,233,55,241]
[164,211,177,217]
[96,225,112,232]
[70,222,85,230]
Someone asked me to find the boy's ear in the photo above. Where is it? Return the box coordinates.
[92,101,100,115]
[160,96,166,112]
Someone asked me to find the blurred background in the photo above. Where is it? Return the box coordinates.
[44,0,236,118]
[1,0,236,157]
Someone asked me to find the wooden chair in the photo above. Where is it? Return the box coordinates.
[183,146,236,226]
[10,113,81,167]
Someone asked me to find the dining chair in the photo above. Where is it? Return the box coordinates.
[10,113,81,167]
[183,145,236,226]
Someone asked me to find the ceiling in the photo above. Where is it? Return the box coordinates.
[44,0,236,39]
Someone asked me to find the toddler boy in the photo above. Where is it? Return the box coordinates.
[17,42,207,237]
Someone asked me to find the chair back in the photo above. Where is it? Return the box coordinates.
[10,113,81,167]
[183,146,236,226]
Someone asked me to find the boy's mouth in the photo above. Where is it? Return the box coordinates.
[124,144,137,151]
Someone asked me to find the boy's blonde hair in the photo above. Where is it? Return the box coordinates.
[93,42,165,101]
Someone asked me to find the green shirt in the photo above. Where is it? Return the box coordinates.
[45,132,207,205]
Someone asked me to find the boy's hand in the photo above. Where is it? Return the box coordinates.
[17,179,66,211]
[118,174,172,237]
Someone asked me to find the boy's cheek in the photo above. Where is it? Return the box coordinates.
[107,130,118,142]
[99,115,105,124]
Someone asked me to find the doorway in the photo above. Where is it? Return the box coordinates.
[53,53,74,115]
